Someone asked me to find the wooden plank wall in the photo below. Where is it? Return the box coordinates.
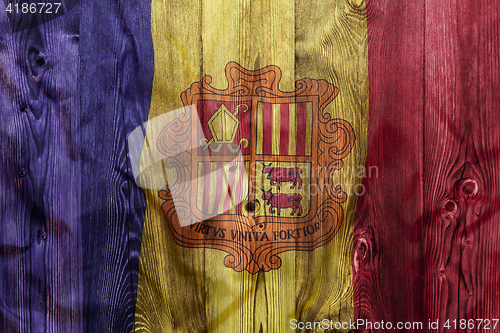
[0,1,154,332]
[354,0,500,332]
[1,4,84,332]
[4,0,498,332]
[134,0,368,332]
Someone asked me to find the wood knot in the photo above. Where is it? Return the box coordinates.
[354,234,372,272]
[442,200,459,219]
[347,0,366,12]
[443,200,457,213]
[246,200,255,212]
[460,179,478,195]
[37,230,47,242]
[455,178,479,200]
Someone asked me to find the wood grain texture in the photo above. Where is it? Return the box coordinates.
[80,0,153,332]
[134,0,368,332]
[1,5,84,332]
[353,0,425,328]
[0,1,154,332]
[355,0,500,331]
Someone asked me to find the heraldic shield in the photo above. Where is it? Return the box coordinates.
[157,62,355,273]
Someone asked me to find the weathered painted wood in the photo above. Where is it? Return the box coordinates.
[1,5,84,332]
[134,0,368,332]
[80,0,153,332]
[355,0,500,331]
[353,0,425,328]
[0,1,153,332]
[422,0,500,328]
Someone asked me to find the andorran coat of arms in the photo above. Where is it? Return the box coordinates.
[157,62,355,273]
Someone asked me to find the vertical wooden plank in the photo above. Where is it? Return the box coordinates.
[133,1,207,332]
[1,4,84,332]
[240,4,297,331]
[422,0,464,326]
[32,12,83,333]
[294,0,368,328]
[80,0,153,332]
[0,5,34,331]
[354,0,425,329]
[423,0,500,329]
[473,0,500,324]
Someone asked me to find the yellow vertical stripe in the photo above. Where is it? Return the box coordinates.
[207,162,217,214]
[272,103,281,155]
[256,103,263,155]
[288,103,297,155]
[305,102,313,156]
[217,162,229,214]
[242,161,249,217]
[227,162,239,214]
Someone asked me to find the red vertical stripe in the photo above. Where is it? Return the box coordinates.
[296,103,307,156]
[262,103,273,155]
[279,104,289,155]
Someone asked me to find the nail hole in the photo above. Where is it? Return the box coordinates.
[17,170,26,178]
[440,269,445,275]
[466,240,471,245]
[20,107,26,112]
[37,230,47,241]
[444,201,456,212]
[35,57,46,68]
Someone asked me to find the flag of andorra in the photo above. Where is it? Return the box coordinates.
[4,0,499,331]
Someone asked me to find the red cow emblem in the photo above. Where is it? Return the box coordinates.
[262,163,303,189]
[261,189,303,216]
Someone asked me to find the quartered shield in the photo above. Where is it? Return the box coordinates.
[156,62,355,273]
